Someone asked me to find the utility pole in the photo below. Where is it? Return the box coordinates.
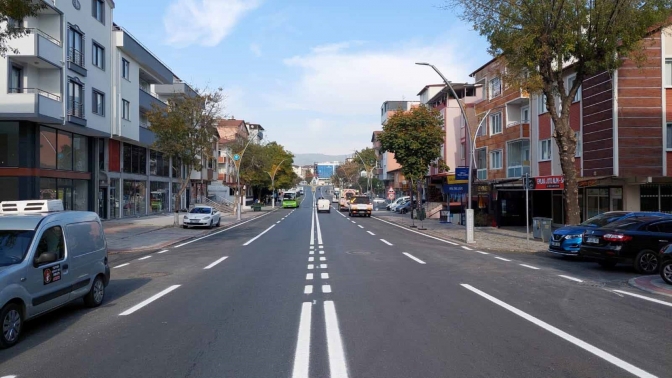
[266,159,286,209]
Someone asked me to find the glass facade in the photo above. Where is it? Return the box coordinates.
[123,144,147,175]
[0,177,19,201]
[150,181,169,213]
[123,180,146,216]
[641,184,672,214]
[0,122,19,167]
[150,150,169,176]
[40,127,57,169]
[110,178,119,218]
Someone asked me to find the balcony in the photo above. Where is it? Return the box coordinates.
[0,88,62,123]
[8,28,62,68]
[67,99,86,126]
[139,88,167,111]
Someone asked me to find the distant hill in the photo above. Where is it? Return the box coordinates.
[293,153,347,166]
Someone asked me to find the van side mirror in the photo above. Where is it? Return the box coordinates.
[35,252,57,266]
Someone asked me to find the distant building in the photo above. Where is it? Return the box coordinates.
[315,161,340,181]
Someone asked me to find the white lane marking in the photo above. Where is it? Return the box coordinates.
[306,273,313,280]
[320,264,328,269]
[380,239,393,246]
[319,250,324,255]
[476,251,489,255]
[321,273,329,279]
[519,264,540,270]
[291,302,312,378]
[277,221,281,224]
[367,231,375,236]
[612,290,672,308]
[461,246,473,250]
[243,224,276,246]
[309,257,314,262]
[320,257,326,261]
[310,205,315,246]
[372,216,459,245]
[309,251,314,255]
[174,211,274,248]
[315,206,324,245]
[138,256,151,261]
[319,246,324,249]
[559,275,583,283]
[358,225,364,229]
[494,257,511,262]
[204,256,228,269]
[403,252,426,264]
[304,285,313,294]
[158,249,169,254]
[119,285,181,316]
[324,301,350,378]
[461,284,656,378]
[322,285,332,293]
[310,246,315,249]
[113,263,130,269]
[351,221,356,224]
[308,264,314,270]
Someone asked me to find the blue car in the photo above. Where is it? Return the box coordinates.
[548,211,671,255]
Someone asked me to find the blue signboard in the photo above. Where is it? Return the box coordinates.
[455,167,470,182]
[443,184,468,193]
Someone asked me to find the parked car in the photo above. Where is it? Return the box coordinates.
[659,244,672,285]
[387,197,409,211]
[396,200,417,214]
[183,205,221,228]
[548,211,670,255]
[372,198,387,210]
[578,216,672,274]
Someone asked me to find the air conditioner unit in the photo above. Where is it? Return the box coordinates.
[0,200,65,214]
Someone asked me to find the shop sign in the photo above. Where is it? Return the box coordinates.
[455,167,470,182]
[534,175,564,190]
[476,184,489,194]
[578,179,598,188]
[444,184,468,193]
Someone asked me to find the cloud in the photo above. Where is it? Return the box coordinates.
[249,43,262,57]
[163,0,260,47]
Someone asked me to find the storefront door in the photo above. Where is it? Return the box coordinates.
[98,188,107,219]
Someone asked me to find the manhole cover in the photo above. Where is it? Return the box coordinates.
[346,250,372,255]
[138,272,170,278]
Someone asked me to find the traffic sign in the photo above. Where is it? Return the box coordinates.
[233,154,240,161]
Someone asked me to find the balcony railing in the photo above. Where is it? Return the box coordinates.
[140,87,167,105]
[67,99,84,118]
[68,48,84,67]
[9,87,61,101]
[24,28,61,46]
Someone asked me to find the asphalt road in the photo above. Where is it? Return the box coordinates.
[1,186,671,378]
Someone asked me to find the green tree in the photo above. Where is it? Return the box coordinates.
[447,0,672,224]
[378,105,446,210]
[0,0,46,57]
[147,86,224,220]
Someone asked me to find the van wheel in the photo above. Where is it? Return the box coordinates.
[635,250,659,274]
[0,303,22,348]
[84,276,105,308]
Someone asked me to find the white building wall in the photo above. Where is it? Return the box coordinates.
[114,46,140,141]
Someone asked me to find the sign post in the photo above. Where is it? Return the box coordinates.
[524,173,531,240]
[455,167,474,243]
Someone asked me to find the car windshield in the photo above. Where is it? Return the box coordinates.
[580,212,629,227]
[189,207,212,214]
[283,194,295,200]
[0,230,35,267]
[352,197,370,204]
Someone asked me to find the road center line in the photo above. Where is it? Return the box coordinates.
[321,273,329,279]
[494,257,511,262]
[320,264,328,269]
[310,205,315,246]
[315,206,324,245]
[291,302,312,378]
[308,264,314,270]
[204,256,228,269]
[402,252,426,264]
[367,231,375,236]
[304,285,313,294]
[519,264,540,270]
[119,285,181,316]
[461,284,656,378]
[138,256,151,261]
[612,290,672,308]
[306,273,313,280]
[322,285,332,293]
[324,301,350,378]
[380,239,393,246]
[243,224,276,246]
[559,275,583,283]
[113,263,130,269]
[157,249,169,254]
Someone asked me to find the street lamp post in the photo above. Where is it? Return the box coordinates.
[416,62,475,243]
[225,137,255,221]
[354,151,375,196]
[266,158,286,208]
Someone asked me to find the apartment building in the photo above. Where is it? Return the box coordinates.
[377,100,419,197]
[209,118,249,202]
[247,123,265,144]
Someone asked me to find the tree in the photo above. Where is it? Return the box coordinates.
[353,147,378,194]
[147,86,223,222]
[447,0,672,224]
[378,105,447,213]
[0,0,46,57]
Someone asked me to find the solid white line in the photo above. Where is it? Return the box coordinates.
[320,264,327,269]
[173,211,273,248]
[304,285,313,294]
[461,246,473,250]
[306,273,313,280]
[380,239,393,246]
[310,205,315,246]
[476,251,489,255]
[319,250,324,255]
[157,249,169,254]
[315,207,323,245]
[243,224,275,246]
[613,290,672,308]
[494,257,511,262]
[559,275,583,283]
[203,256,228,269]
[372,216,460,245]
[138,256,151,261]
[358,225,364,229]
[324,301,350,378]
[402,252,426,264]
[461,284,656,378]
[520,264,540,270]
[119,285,181,316]
[320,257,326,261]
[113,263,130,269]
[308,264,314,270]
[321,273,329,279]
[322,285,332,293]
[291,302,312,378]
[309,257,314,262]
[367,231,375,236]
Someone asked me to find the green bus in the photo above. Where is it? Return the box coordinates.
[282,191,299,208]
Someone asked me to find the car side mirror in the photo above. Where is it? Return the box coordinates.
[35,252,57,266]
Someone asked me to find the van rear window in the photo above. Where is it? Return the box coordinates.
[66,221,106,257]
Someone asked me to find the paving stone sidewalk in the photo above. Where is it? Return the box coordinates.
[374,211,549,253]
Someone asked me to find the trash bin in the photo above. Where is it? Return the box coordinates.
[532,217,543,239]
[540,218,553,242]
[439,210,449,223]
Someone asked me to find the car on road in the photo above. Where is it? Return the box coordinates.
[282,192,299,208]
[317,198,331,213]
[183,205,221,228]
[348,195,372,217]
[387,197,409,211]
[339,189,358,211]
[578,216,672,274]
[659,244,672,285]
[0,199,111,348]
[548,211,670,255]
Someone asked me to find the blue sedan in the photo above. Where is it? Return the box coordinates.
[548,211,671,255]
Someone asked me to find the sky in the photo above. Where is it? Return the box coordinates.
[113,0,492,155]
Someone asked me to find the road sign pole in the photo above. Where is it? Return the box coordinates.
[525,173,530,241]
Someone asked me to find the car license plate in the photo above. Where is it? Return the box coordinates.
[551,241,561,247]
[586,237,599,244]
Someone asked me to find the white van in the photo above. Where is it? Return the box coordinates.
[0,200,110,348]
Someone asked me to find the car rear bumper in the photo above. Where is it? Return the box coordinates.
[579,246,631,263]
[349,210,371,215]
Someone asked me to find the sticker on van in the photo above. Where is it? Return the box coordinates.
[43,264,61,285]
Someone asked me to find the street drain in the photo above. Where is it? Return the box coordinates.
[346,250,372,255]
[138,272,170,278]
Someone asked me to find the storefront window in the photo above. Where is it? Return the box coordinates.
[73,179,88,210]
[150,150,169,177]
[150,181,169,213]
[172,182,181,211]
[123,144,147,175]
[58,178,73,210]
[40,178,57,200]
[110,178,119,218]
[57,131,73,170]
[123,180,146,216]
[585,188,609,219]
[0,177,19,201]
[641,184,660,212]
[73,135,88,172]
[40,127,57,169]
[0,122,19,167]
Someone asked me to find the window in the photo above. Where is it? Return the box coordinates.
[9,65,22,93]
[92,0,104,23]
[66,222,104,258]
[489,113,502,135]
[34,226,65,266]
[92,42,104,69]
[666,59,672,87]
[122,99,130,120]
[507,139,530,177]
[40,127,57,169]
[122,58,130,80]
[538,94,547,114]
[667,123,672,149]
[98,138,105,171]
[0,122,19,167]
[67,26,84,67]
[73,134,88,172]
[460,142,466,160]
[123,144,147,175]
[92,90,104,115]
[150,150,169,176]
[575,132,582,157]
[57,131,73,170]
[567,75,581,102]
[476,148,487,180]
[490,150,502,169]
[521,106,530,123]
[68,79,84,118]
[489,77,501,99]
[540,139,552,161]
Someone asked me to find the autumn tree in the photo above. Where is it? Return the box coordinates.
[378,105,446,212]
[447,0,672,224]
[0,0,46,56]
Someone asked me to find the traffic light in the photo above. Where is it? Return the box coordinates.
[523,174,535,190]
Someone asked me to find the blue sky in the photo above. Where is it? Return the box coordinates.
[114,0,491,155]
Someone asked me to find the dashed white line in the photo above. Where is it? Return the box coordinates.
[324,301,350,378]
[308,264,314,270]
[322,285,332,293]
[309,257,315,262]
[319,250,324,255]
[612,290,672,308]
[304,285,313,294]
[320,264,328,269]
[372,216,459,246]
[309,251,314,255]
[476,251,489,255]
[306,273,314,280]
[358,225,364,229]
[367,231,375,236]
[173,211,274,248]
[380,239,393,246]
[119,285,181,316]
[157,249,169,254]
[519,264,540,270]
[461,284,655,378]
[319,257,326,261]
[402,252,426,264]
[494,257,511,262]
[138,256,151,261]
[291,302,312,378]
[310,246,314,249]
[203,256,228,269]
[461,246,473,251]
[351,221,356,224]
[277,221,281,224]
[113,263,130,269]
[559,275,583,283]
[319,246,324,249]
[243,224,276,246]
[321,273,329,279]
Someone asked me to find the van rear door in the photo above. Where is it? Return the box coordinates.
[65,221,107,300]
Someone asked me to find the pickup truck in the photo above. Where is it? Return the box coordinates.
[348,195,373,217]
[339,189,358,211]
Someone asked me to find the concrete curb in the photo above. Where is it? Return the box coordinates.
[628,276,672,299]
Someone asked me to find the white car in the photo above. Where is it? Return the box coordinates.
[317,198,331,213]
[183,205,221,228]
[387,197,409,211]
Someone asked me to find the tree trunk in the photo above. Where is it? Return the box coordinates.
[554,118,580,225]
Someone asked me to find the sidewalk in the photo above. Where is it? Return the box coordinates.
[374,211,548,253]
[103,207,275,254]
[629,276,672,299]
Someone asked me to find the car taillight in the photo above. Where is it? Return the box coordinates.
[603,234,632,242]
